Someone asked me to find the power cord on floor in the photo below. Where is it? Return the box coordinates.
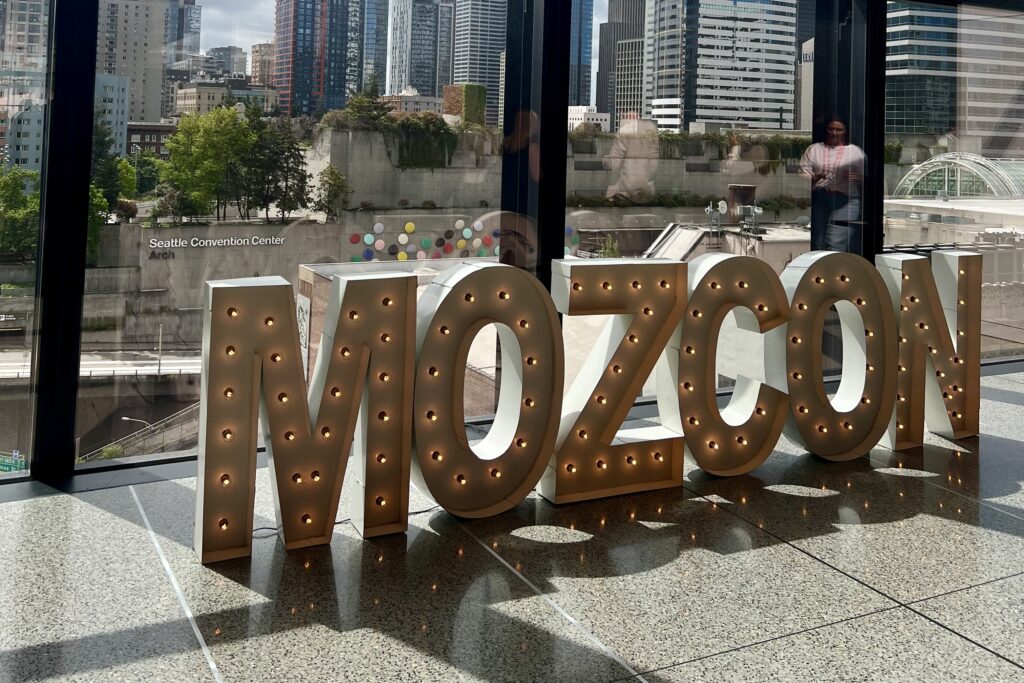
[251,504,441,539]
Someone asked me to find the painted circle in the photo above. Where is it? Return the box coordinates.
[387,244,399,256]
[431,252,442,259]
[493,246,500,256]
[374,239,386,251]
[460,250,470,258]
[492,229,501,238]
[444,230,455,240]
[397,252,409,261]
[434,237,446,248]
[421,238,432,249]
[351,255,362,262]
[362,248,374,260]
[564,246,571,255]
[456,239,467,249]
[483,235,494,247]
[477,248,488,257]
[443,243,454,254]
[406,244,417,253]
[404,222,416,233]
[472,238,482,249]
[473,221,484,231]
[416,250,427,260]
[398,233,409,245]
[373,222,385,234]
[363,234,375,246]
[462,228,473,239]
[455,219,466,230]
[348,234,361,245]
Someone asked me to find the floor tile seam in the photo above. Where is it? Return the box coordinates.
[128,485,224,683]
[915,472,1024,525]
[904,569,1024,606]
[456,520,649,683]
[601,605,905,683]
[900,601,1024,671]
[680,483,909,608]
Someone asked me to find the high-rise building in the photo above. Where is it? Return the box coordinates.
[275,0,362,115]
[97,0,167,122]
[207,46,247,76]
[795,0,815,50]
[251,42,275,86]
[0,0,48,169]
[643,0,796,132]
[596,0,644,130]
[437,0,455,96]
[568,0,593,106]
[94,74,129,157]
[614,37,644,130]
[453,0,506,126]
[885,2,1024,156]
[387,0,441,98]
[361,0,388,93]
[165,0,201,65]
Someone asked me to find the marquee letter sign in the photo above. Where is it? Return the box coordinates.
[195,253,982,564]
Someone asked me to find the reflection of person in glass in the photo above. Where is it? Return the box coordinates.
[800,118,866,253]
[603,112,659,203]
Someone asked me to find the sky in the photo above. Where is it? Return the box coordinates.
[200,0,609,100]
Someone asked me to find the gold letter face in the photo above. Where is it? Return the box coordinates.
[413,263,564,517]
[877,251,981,448]
[195,274,416,564]
[774,252,898,460]
[540,259,687,504]
[678,255,790,475]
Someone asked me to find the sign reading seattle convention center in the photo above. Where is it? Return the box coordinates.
[194,251,981,564]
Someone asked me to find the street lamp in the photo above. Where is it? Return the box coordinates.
[121,416,153,429]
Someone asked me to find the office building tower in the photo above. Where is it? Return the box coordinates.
[361,0,388,93]
[387,0,441,97]
[796,0,814,49]
[497,50,505,126]
[596,0,644,130]
[885,2,1024,156]
[165,0,201,65]
[208,46,247,76]
[568,0,593,106]
[0,0,48,169]
[453,0,506,126]
[643,0,796,132]
[437,0,455,95]
[275,0,361,115]
[251,42,275,86]
[97,0,167,122]
[614,37,644,130]
[94,74,129,157]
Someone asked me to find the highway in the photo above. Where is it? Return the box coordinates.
[0,350,202,379]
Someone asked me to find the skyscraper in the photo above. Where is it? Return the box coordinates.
[275,0,361,115]
[361,0,388,93]
[387,0,441,97]
[437,0,455,96]
[596,0,644,130]
[568,0,593,106]
[644,0,796,132]
[97,0,167,122]
[0,0,48,169]
[208,46,247,75]
[165,0,201,65]
[614,38,644,129]
[453,0,506,126]
[251,42,275,86]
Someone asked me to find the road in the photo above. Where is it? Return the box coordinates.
[0,350,202,379]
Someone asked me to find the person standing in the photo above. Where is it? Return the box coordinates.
[800,118,866,253]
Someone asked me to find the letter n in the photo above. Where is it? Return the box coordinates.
[194,274,415,564]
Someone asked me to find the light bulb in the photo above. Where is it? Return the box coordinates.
[222,429,233,441]
[737,436,748,445]
[653,452,664,462]
[516,438,528,448]
[602,282,612,291]
[691,309,702,318]
[382,297,393,307]
[792,372,803,380]
[814,276,825,284]
[220,474,231,487]
[465,293,475,302]
[225,346,236,357]
[381,333,392,343]
[428,367,440,377]
[685,346,696,354]
[755,407,766,415]
[817,425,828,433]
[340,347,351,358]
[219,518,229,531]
[378,411,390,422]
[349,310,359,320]
[597,460,607,469]
[792,336,802,344]
[659,280,670,288]
[844,422,853,431]
[427,411,438,422]
[223,388,234,398]
[840,275,849,282]
[628,334,639,343]
[321,427,331,439]
[798,303,808,310]
[526,357,537,366]
[855,299,865,307]
[613,365,623,374]
[375,496,386,506]
[440,326,450,335]
[285,431,295,441]
[524,398,535,408]
[456,474,467,485]
[293,473,303,483]
[278,393,288,403]
[377,453,387,463]
[708,441,718,450]
[379,372,390,383]
[643,307,654,316]
[578,429,588,440]
[757,304,767,312]
[683,382,694,392]
[738,280,748,289]
[270,353,282,363]
[519,319,529,329]
[431,451,443,461]
[632,280,642,289]
[227,308,239,318]
[490,468,501,478]
[688,417,700,425]
[596,395,607,405]
[710,281,720,289]
[626,455,637,466]
[265,317,275,327]
[331,387,343,398]
[566,464,576,473]
[798,405,809,414]
[302,514,312,525]
[311,471,321,482]
[572,282,583,292]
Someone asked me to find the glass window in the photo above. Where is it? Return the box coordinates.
[0,0,48,478]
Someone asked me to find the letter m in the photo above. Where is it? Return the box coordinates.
[194,275,415,564]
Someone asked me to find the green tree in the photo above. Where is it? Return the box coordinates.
[597,234,620,258]
[132,149,161,195]
[311,164,352,220]
[118,157,137,199]
[91,116,122,208]
[321,78,394,131]
[0,167,40,258]
[86,184,108,262]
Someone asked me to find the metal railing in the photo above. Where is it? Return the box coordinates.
[79,402,200,463]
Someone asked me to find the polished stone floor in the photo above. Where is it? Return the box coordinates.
[2,371,1024,682]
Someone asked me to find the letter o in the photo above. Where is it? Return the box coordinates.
[779,252,898,460]
[413,264,564,517]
